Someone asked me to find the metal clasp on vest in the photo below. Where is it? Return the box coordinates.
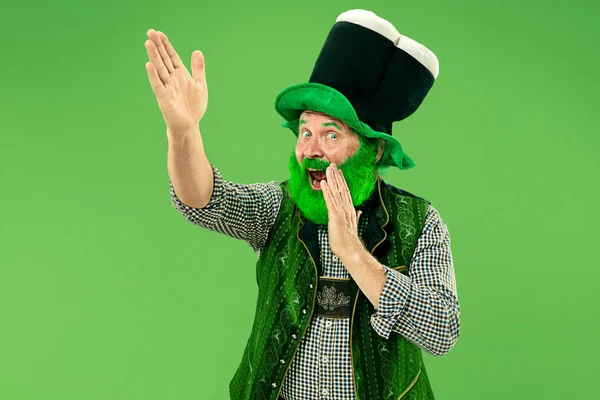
[393,265,407,273]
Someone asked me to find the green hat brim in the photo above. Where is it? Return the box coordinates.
[274,82,415,170]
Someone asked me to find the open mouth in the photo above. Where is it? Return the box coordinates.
[307,168,327,190]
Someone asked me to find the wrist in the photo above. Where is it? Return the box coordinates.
[167,125,200,139]
[337,236,367,263]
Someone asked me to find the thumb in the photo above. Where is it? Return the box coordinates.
[191,50,206,86]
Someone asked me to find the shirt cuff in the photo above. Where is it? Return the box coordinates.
[170,164,224,212]
[370,265,411,339]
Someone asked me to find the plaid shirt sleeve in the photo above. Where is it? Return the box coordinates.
[169,164,283,255]
[369,204,461,356]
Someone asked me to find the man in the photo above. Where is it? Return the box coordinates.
[145,9,460,400]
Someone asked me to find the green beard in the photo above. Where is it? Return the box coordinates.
[288,137,380,225]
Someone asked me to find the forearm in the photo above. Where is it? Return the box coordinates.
[338,243,387,310]
[339,240,460,356]
[167,126,214,208]
[388,277,460,356]
[371,265,460,355]
[168,145,284,255]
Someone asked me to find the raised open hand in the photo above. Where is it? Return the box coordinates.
[144,29,208,133]
[321,163,364,260]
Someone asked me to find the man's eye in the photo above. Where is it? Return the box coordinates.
[328,132,338,140]
[302,131,311,138]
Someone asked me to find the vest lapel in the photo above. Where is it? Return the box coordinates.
[361,177,389,255]
[296,210,323,276]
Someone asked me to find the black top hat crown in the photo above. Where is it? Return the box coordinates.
[308,9,439,135]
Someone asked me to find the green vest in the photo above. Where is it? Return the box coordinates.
[229,177,435,400]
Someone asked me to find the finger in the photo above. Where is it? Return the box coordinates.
[145,38,171,85]
[335,168,356,226]
[326,164,342,204]
[320,180,336,210]
[338,169,353,206]
[333,168,346,205]
[191,50,207,87]
[157,31,185,69]
[145,61,166,98]
[149,29,174,73]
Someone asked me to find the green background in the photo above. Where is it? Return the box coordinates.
[1,0,598,398]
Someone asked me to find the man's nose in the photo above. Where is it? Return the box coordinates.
[304,137,324,159]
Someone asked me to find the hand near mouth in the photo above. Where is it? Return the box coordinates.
[320,163,364,259]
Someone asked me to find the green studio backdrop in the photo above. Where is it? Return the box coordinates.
[1,0,598,399]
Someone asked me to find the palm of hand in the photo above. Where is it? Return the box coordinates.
[160,68,207,129]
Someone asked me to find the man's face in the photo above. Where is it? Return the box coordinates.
[288,111,382,225]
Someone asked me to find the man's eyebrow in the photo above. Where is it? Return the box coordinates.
[298,119,343,130]
[322,122,342,130]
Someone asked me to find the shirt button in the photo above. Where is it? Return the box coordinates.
[325,321,332,328]
[302,309,307,315]
[323,356,328,364]
[322,388,329,395]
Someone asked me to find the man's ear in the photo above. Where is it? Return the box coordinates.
[375,139,385,163]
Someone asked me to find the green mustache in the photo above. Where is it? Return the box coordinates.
[301,157,331,171]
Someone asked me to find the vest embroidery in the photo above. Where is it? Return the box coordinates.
[317,285,351,310]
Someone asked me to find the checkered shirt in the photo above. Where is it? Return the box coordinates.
[169,165,460,400]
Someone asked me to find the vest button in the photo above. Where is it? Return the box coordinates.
[302,309,307,315]
[271,382,277,388]
[309,283,313,289]
[292,333,297,339]
[280,359,285,364]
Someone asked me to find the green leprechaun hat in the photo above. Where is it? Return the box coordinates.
[274,9,440,170]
